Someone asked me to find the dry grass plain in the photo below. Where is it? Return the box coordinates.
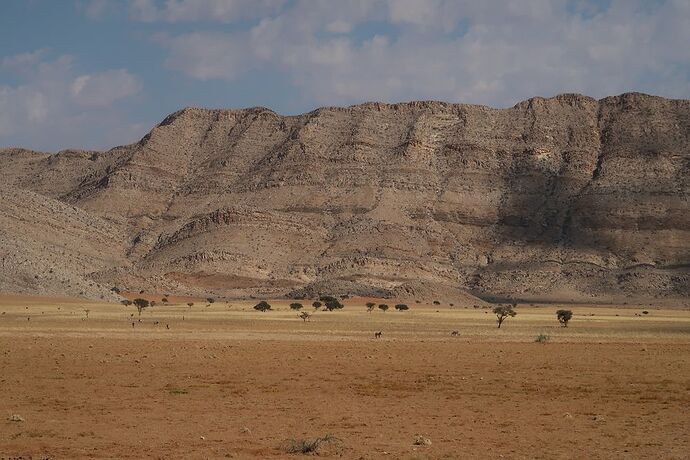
[1,295,689,459]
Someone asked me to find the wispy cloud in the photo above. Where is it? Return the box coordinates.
[129,0,286,23]
[150,0,690,107]
[0,51,144,150]
[3,0,688,150]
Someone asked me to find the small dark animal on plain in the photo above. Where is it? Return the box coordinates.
[374,331,382,339]
[166,323,170,329]
[451,330,459,336]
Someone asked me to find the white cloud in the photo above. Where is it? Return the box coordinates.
[129,0,286,23]
[154,0,690,108]
[164,32,255,80]
[71,69,142,107]
[0,52,145,151]
[79,0,110,20]
[325,20,353,34]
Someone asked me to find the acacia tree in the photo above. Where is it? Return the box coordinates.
[493,305,516,328]
[556,309,573,327]
[378,304,389,312]
[366,302,376,313]
[319,295,338,303]
[312,301,322,311]
[290,303,304,311]
[395,304,409,311]
[299,311,311,322]
[254,301,272,312]
[133,298,150,317]
[323,299,344,311]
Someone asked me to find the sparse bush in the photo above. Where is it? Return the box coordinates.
[493,305,516,328]
[285,434,338,454]
[378,304,389,312]
[121,300,132,306]
[162,297,168,303]
[394,304,409,311]
[290,302,303,311]
[133,298,149,317]
[366,302,376,313]
[556,309,573,327]
[254,301,272,312]
[535,333,550,343]
[168,387,188,395]
[206,297,215,304]
[433,300,441,305]
[642,310,649,315]
[312,301,322,311]
[187,302,193,307]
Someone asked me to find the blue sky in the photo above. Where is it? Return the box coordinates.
[1,0,688,151]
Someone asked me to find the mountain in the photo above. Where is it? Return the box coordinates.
[1,92,688,304]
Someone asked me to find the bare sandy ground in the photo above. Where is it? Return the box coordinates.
[1,295,689,459]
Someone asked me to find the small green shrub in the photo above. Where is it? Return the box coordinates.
[168,387,188,395]
[535,333,550,343]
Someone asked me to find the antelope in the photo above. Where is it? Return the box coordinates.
[374,331,382,339]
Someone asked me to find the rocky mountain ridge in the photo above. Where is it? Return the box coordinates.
[1,92,688,304]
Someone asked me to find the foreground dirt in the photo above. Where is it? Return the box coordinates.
[1,297,689,459]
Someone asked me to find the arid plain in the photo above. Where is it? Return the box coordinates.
[1,294,689,459]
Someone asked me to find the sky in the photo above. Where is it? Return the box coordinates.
[1,0,689,152]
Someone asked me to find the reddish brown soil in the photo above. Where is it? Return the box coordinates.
[1,297,689,459]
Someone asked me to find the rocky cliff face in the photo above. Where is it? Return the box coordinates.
[1,92,688,303]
